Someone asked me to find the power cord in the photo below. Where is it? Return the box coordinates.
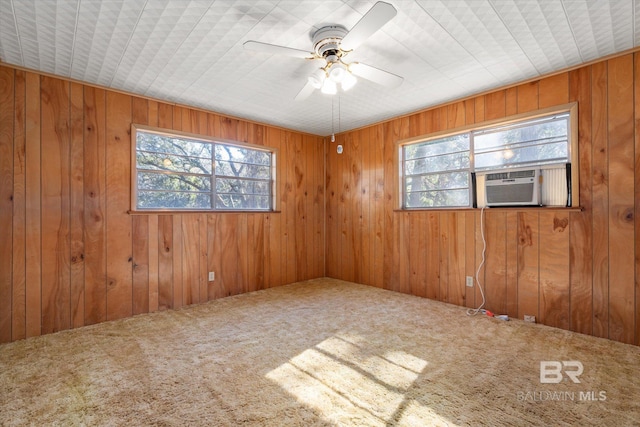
[466,206,509,321]
[467,207,487,316]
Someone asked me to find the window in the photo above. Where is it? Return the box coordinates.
[132,125,276,211]
[399,104,577,209]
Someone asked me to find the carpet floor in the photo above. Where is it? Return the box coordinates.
[1,278,639,426]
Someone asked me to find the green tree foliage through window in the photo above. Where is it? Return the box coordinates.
[133,127,274,211]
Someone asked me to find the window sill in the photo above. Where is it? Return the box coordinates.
[128,209,281,215]
[395,206,584,213]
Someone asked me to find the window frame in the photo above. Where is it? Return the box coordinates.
[131,124,278,213]
[396,103,579,210]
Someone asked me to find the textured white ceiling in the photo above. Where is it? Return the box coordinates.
[1,0,638,136]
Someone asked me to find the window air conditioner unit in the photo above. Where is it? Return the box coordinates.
[484,168,541,207]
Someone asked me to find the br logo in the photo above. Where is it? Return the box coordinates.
[540,361,583,383]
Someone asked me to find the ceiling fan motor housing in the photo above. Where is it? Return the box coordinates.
[313,25,348,58]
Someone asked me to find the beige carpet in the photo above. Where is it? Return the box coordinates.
[1,278,639,426]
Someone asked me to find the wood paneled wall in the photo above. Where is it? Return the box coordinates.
[0,65,325,343]
[326,53,640,345]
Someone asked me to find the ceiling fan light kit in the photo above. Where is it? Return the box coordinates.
[244,1,403,100]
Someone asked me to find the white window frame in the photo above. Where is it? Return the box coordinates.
[397,103,579,209]
[131,125,277,212]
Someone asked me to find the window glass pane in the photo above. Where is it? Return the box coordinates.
[216,195,271,210]
[137,151,212,174]
[215,160,271,179]
[405,152,470,175]
[138,171,211,192]
[474,114,569,170]
[137,133,212,159]
[405,134,469,159]
[475,141,567,169]
[215,144,271,165]
[405,189,469,208]
[137,191,211,209]
[405,171,469,192]
[216,178,270,195]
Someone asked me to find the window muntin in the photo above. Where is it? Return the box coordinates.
[133,126,275,211]
[400,109,573,209]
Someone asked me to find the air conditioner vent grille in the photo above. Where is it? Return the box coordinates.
[486,169,536,181]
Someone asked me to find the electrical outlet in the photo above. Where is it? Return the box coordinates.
[524,315,536,323]
[465,276,474,287]
[208,272,215,282]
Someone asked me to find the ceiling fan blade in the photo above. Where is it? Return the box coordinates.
[295,81,316,101]
[340,1,397,52]
[243,41,314,59]
[350,62,403,88]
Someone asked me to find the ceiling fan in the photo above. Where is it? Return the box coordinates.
[243,1,403,100]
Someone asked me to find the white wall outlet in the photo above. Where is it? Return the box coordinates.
[465,276,474,287]
[208,272,215,282]
[524,315,536,323]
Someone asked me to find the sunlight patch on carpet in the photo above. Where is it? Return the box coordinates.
[266,332,453,426]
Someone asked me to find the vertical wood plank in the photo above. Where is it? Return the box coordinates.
[172,215,183,309]
[148,214,159,312]
[0,66,14,343]
[474,96,485,122]
[442,212,465,306]
[539,211,570,329]
[485,91,506,121]
[425,211,440,300]
[516,81,539,113]
[105,92,132,321]
[409,213,427,297]
[372,124,384,288]
[292,132,307,281]
[447,101,465,129]
[505,87,517,116]
[69,82,85,328]
[326,133,339,279]
[158,215,173,310]
[83,86,107,326]
[505,211,518,318]
[216,214,239,296]
[40,76,71,334]
[131,97,149,315]
[439,213,451,303]
[635,52,640,345]
[517,212,539,320]
[607,55,635,344]
[464,211,476,309]
[484,211,507,314]
[569,66,593,336]
[351,130,363,284]
[12,69,26,341]
[237,214,248,294]
[182,214,200,306]
[207,214,219,298]
[132,215,149,315]
[199,213,208,302]
[539,73,569,108]
[591,61,609,338]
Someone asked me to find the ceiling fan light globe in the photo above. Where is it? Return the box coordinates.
[341,72,357,91]
[321,79,337,95]
[329,64,346,83]
[308,69,326,89]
